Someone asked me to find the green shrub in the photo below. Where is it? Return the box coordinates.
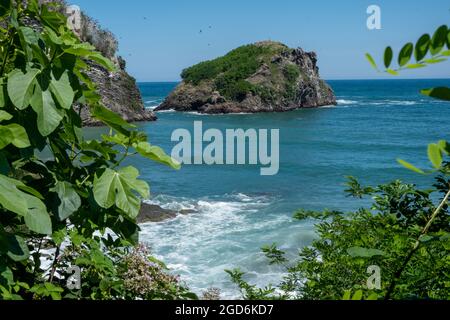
[0,0,193,300]
[181,43,287,101]
[228,177,450,300]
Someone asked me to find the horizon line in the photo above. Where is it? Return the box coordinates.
[136,77,450,83]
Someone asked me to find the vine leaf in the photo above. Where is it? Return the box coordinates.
[0,234,30,262]
[135,142,181,170]
[7,68,40,110]
[0,175,52,235]
[93,167,150,219]
[0,123,31,149]
[51,181,81,221]
[30,85,63,136]
[49,69,74,110]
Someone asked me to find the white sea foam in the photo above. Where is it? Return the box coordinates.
[155,109,176,113]
[337,99,358,105]
[139,193,307,298]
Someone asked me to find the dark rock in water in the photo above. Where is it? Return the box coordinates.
[138,204,177,223]
[138,204,199,223]
[179,209,198,215]
[156,41,336,114]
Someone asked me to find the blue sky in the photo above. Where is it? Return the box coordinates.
[73,0,450,82]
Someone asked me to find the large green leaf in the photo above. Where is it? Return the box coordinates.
[384,47,393,68]
[7,68,39,110]
[0,0,11,17]
[51,181,81,221]
[18,26,39,45]
[365,53,378,70]
[0,110,12,121]
[0,123,31,149]
[135,141,181,170]
[49,70,74,110]
[30,86,63,136]
[0,175,52,235]
[93,166,150,218]
[430,25,447,56]
[428,143,443,169]
[0,234,29,262]
[0,175,28,216]
[415,34,430,61]
[398,43,413,67]
[40,5,66,31]
[397,159,425,174]
[91,104,134,135]
[421,87,450,101]
[23,194,52,235]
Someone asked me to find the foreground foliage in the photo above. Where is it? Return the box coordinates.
[0,0,192,300]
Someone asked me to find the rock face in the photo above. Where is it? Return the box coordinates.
[34,0,156,126]
[79,61,157,126]
[156,41,336,114]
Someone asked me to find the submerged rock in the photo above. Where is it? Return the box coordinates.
[138,204,177,223]
[157,41,336,114]
[138,203,198,223]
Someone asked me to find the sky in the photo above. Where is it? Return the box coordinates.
[72,0,450,82]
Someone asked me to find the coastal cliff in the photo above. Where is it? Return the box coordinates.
[35,0,156,125]
[156,41,336,114]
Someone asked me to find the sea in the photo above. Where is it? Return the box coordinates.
[100,79,450,298]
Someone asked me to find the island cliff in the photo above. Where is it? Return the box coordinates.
[156,41,336,114]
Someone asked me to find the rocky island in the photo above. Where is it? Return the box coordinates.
[156,41,336,114]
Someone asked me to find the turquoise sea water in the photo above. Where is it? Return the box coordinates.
[118,79,450,298]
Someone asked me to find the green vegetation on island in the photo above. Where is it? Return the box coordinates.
[157,41,336,114]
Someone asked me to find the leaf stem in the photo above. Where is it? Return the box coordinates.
[384,186,450,300]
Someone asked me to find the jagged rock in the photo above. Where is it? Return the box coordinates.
[30,0,156,126]
[157,41,336,114]
[138,204,178,223]
[137,203,198,223]
[78,61,157,127]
